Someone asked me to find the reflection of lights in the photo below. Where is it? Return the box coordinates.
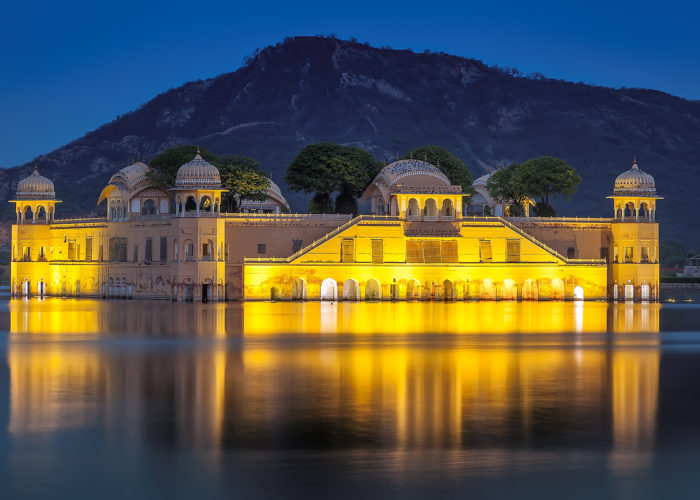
[6,298,661,474]
[574,302,584,333]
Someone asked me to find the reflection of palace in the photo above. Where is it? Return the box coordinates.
[11,154,660,301]
[7,300,660,462]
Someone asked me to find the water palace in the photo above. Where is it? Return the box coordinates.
[10,153,661,302]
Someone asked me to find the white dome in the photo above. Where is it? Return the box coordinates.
[614,161,656,195]
[16,166,55,200]
[380,159,451,187]
[175,153,221,188]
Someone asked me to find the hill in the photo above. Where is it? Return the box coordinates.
[1,36,698,242]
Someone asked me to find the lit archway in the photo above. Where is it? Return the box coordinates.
[343,279,360,300]
[442,279,454,301]
[365,279,381,301]
[321,278,338,301]
[502,279,517,301]
[270,287,281,301]
[522,279,538,301]
[480,279,496,300]
[407,279,421,300]
[292,278,308,301]
[573,285,584,301]
[551,278,565,300]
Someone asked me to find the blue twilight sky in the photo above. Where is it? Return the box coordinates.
[1,0,699,168]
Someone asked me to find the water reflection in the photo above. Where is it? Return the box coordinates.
[8,299,661,337]
[4,299,662,467]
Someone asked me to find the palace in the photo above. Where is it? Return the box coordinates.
[10,153,661,302]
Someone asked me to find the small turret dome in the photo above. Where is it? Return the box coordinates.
[613,160,657,195]
[174,152,221,188]
[16,166,56,200]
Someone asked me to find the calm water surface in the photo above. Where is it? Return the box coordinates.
[2,294,700,499]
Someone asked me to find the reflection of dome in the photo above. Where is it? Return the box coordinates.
[175,153,221,188]
[614,161,656,195]
[16,166,56,200]
[380,159,451,187]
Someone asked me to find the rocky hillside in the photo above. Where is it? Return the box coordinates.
[1,36,698,241]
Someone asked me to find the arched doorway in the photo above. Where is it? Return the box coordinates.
[270,287,281,301]
[343,279,360,300]
[407,279,421,300]
[442,279,454,301]
[551,278,565,300]
[641,282,650,300]
[292,278,308,300]
[480,279,496,300]
[502,279,517,300]
[573,286,584,301]
[365,279,381,301]
[321,278,338,301]
[522,279,538,301]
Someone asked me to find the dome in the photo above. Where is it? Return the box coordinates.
[613,161,657,196]
[381,159,451,187]
[16,166,55,200]
[266,178,290,210]
[174,153,221,189]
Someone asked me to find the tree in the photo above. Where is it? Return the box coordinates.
[218,155,270,213]
[404,145,473,193]
[486,164,529,216]
[514,157,582,215]
[285,143,380,214]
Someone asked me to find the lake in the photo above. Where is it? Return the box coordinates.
[1,293,700,499]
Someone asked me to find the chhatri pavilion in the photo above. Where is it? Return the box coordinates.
[10,154,660,302]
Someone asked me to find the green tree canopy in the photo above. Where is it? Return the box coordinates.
[515,156,582,208]
[147,146,269,213]
[486,157,582,217]
[218,155,270,213]
[485,164,529,216]
[404,145,473,193]
[285,143,381,214]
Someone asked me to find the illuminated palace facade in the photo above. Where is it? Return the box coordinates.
[10,154,661,302]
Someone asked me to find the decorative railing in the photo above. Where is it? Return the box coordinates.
[508,216,614,223]
[52,217,108,224]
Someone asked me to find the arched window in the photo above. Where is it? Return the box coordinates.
[624,202,634,219]
[407,199,420,220]
[24,205,33,221]
[141,199,157,215]
[424,198,438,218]
[185,196,197,212]
[441,199,454,218]
[199,196,212,212]
[36,206,46,221]
[365,279,381,301]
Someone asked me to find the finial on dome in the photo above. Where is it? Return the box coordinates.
[424,153,427,162]
[196,146,201,155]
[33,162,38,172]
[632,156,638,169]
[409,151,413,159]
[395,152,398,161]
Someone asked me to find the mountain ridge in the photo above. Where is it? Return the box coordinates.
[2,35,698,242]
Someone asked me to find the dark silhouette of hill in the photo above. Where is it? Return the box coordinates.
[1,36,698,241]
